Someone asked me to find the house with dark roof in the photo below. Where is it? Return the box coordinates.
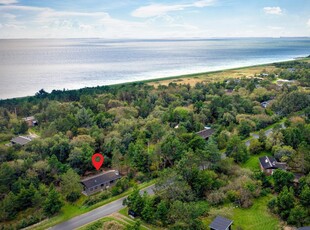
[209,216,233,230]
[196,127,214,140]
[260,100,272,109]
[297,227,310,230]
[81,170,122,196]
[259,156,287,175]
[11,136,33,146]
[22,116,38,127]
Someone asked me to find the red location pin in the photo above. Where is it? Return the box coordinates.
[92,153,104,170]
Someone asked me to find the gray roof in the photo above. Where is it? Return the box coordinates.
[22,116,35,121]
[209,216,233,230]
[196,127,214,139]
[259,156,287,170]
[11,136,32,145]
[298,227,310,230]
[81,170,121,189]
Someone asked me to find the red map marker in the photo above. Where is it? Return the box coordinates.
[92,153,104,170]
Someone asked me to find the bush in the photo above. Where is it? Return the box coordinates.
[103,221,125,230]
[249,139,263,154]
[15,214,41,229]
[207,192,226,205]
[267,198,277,212]
[66,191,81,203]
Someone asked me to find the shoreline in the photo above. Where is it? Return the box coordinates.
[0,56,309,102]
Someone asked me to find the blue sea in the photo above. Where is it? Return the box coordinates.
[0,38,309,99]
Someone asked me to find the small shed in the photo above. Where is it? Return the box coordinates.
[196,127,214,140]
[81,170,121,196]
[11,136,33,146]
[209,216,233,230]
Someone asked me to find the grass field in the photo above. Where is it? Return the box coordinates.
[147,64,277,87]
[242,151,272,171]
[203,195,280,230]
[77,216,129,230]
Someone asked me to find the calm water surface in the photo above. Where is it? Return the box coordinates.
[0,38,309,99]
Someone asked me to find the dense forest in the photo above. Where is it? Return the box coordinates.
[0,60,310,230]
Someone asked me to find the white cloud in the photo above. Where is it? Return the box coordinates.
[267,26,283,30]
[307,19,310,27]
[193,0,215,7]
[2,13,16,19]
[132,0,216,18]
[132,4,187,18]
[0,0,18,5]
[0,5,49,11]
[263,6,282,15]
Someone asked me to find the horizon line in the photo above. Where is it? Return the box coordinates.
[0,36,310,40]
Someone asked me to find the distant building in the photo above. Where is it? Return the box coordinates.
[196,127,214,140]
[261,100,272,109]
[259,156,287,175]
[22,116,38,127]
[260,73,269,77]
[209,215,233,230]
[287,68,296,73]
[11,136,33,146]
[81,170,121,196]
[225,89,234,95]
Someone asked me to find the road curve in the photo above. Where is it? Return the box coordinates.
[50,185,155,230]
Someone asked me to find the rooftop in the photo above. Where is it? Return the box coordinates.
[259,156,286,170]
[11,136,33,146]
[81,170,121,189]
[22,116,36,121]
[209,216,233,230]
[196,127,214,139]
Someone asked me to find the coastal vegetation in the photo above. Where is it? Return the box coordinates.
[0,59,309,229]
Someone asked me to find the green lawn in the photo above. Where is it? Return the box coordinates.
[119,207,163,230]
[77,217,128,230]
[242,151,272,171]
[204,195,280,230]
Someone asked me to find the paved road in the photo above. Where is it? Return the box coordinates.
[50,185,155,230]
[245,122,285,147]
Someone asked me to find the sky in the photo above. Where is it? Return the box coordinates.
[0,0,309,38]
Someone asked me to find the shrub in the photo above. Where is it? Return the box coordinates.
[66,191,81,203]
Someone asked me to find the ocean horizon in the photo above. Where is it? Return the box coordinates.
[0,37,309,99]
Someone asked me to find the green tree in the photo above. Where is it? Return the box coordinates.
[273,170,294,193]
[123,187,144,216]
[287,205,309,227]
[17,184,35,210]
[76,108,93,128]
[43,185,63,216]
[226,135,249,163]
[249,139,263,155]
[276,186,295,220]
[258,130,267,145]
[205,138,221,168]
[238,119,255,138]
[141,197,155,223]
[0,192,17,221]
[300,185,310,207]
[155,201,169,225]
[60,168,82,202]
